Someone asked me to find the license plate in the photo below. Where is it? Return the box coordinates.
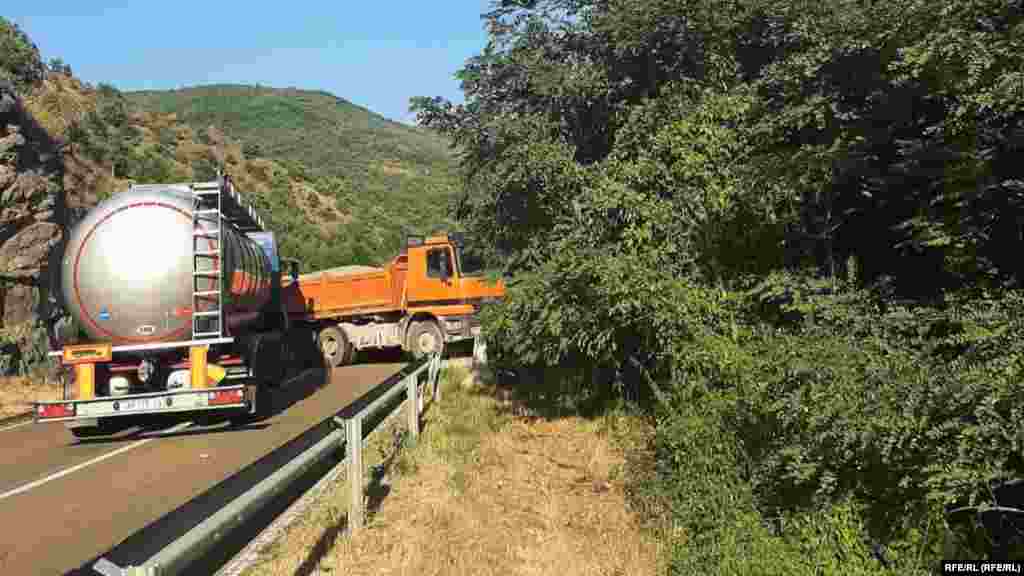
[111,396,168,413]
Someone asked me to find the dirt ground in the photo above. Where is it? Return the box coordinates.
[242,365,662,576]
[0,376,60,419]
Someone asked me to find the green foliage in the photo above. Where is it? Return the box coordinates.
[415,0,1024,569]
[0,17,45,91]
[128,148,175,182]
[0,321,51,376]
[251,174,380,270]
[71,83,141,178]
[191,157,218,181]
[646,409,906,575]
[47,58,71,76]
[242,140,264,158]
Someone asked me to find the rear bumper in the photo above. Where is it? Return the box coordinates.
[33,385,252,423]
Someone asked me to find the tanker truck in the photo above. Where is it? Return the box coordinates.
[33,175,305,438]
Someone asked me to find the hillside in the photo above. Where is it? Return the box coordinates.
[126,85,460,248]
[126,85,453,180]
[22,75,444,271]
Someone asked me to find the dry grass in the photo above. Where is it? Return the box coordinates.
[0,376,59,418]
[291,181,350,233]
[375,160,415,177]
[23,73,95,138]
[242,366,662,576]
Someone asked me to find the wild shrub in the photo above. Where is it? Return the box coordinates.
[0,18,45,91]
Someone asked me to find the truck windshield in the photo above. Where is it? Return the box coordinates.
[457,247,486,277]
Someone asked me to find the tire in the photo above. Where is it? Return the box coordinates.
[408,320,444,359]
[248,332,285,388]
[317,325,352,368]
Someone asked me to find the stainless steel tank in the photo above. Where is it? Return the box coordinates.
[60,185,274,344]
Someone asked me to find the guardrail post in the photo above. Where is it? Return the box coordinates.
[417,374,425,414]
[407,374,419,438]
[473,337,487,368]
[346,416,363,533]
[430,352,441,402]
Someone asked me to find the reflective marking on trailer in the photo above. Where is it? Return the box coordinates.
[0,420,192,502]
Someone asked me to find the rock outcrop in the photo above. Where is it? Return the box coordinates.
[0,79,65,332]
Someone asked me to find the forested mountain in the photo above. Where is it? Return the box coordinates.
[413,0,1024,570]
[126,85,460,254]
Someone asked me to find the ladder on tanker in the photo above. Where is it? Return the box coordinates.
[190,172,266,340]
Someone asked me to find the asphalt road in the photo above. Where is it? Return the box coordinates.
[0,361,406,576]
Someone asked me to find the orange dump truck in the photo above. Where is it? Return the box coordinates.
[282,233,504,366]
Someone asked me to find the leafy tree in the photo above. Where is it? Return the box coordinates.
[413,0,1024,568]
[191,157,218,181]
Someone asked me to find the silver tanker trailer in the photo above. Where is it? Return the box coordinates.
[33,175,306,438]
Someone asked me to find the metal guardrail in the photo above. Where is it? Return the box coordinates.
[341,350,441,532]
[92,352,443,576]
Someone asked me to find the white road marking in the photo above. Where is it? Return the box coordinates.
[0,420,193,502]
[0,420,32,433]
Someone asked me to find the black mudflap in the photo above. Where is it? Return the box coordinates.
[241,332,285,386]
[283,325,319,373]
[238,325,319,387]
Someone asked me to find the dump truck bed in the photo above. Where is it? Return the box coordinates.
[283,259,408,320]
[295,265,383,282]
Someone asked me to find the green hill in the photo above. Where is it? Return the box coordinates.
[125,85,462,269]
[126,84,456,200]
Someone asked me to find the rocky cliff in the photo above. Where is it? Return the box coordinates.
[0,78,65,343]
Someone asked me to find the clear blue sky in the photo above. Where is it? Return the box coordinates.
[6,2,492,124]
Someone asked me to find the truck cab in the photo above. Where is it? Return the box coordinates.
[403,233,504,344]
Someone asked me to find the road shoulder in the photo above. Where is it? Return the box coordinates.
[239,361,662,576]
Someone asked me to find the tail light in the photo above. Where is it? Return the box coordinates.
[38,403,76,419]
[208,388,246,406]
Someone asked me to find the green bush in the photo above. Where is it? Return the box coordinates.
[643,282,1024,571]
[0,320,52,377]
[0,18,45,91]
[410,0,1024,570]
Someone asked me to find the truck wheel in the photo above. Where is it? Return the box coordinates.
[409,320,444,359]
[318,325,351,367]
